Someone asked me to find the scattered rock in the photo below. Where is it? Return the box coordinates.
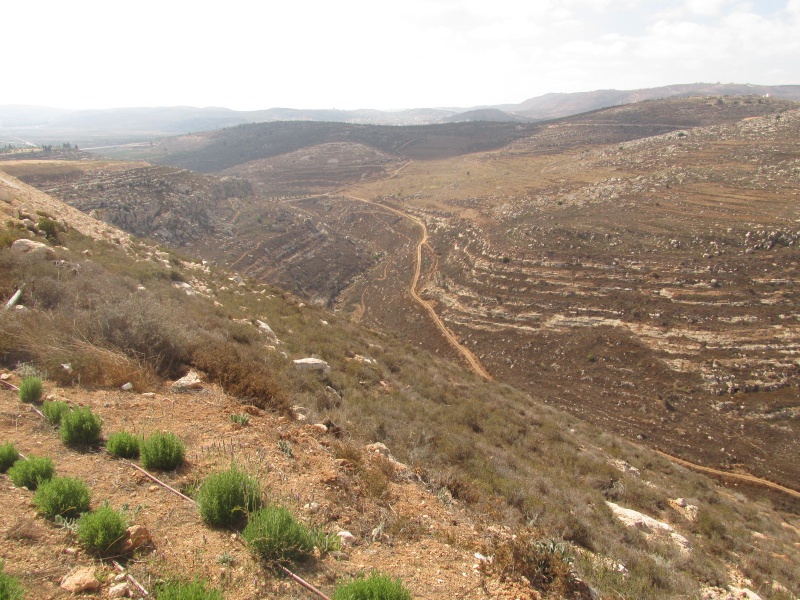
[171,370,204,392]
[293,357,331,374]
[61,566,101,593]
[310,423,328,434]
[121,382,133,391]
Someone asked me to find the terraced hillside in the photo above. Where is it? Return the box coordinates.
[344,101,800,501]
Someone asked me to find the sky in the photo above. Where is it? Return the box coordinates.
[4,0,799,111]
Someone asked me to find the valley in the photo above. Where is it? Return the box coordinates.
[3,96,799,507]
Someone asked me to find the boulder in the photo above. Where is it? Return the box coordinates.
[10,238,52,257]
[171,370,204,392]
[61,566,101,593]
[256,320,279,342]
[606,501,690,551]
[293,358,330,374]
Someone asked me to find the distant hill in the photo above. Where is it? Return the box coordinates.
[440,108,533,123]
[497,83,800,120]
[2,83,798,146]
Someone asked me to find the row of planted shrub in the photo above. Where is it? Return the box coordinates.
[11,376,413,598]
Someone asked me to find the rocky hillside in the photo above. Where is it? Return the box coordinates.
[1,175,798,599]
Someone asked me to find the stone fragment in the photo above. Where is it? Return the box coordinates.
[293,358,330,374]
[120,525,152,553]
[61,566,101,593]
[171,370,204,392]
[121,382,133,391]
[108,582,130,598]
[337,531,356,546]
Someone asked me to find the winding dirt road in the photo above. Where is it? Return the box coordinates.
[655,450,800,501]
[344,194,492,380]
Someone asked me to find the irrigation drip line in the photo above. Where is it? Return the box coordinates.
[113,561,149,597]
[132,461,332,600]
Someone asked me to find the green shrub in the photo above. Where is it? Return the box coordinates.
[241,505,317,565]
[60,406,103,446]
[33,476,91,519]
[140,431,185,471]
[18,376,43,403]
[0,443,19,472]
[76,503,128,556]
[155,579,224,600]
[106,431,141,459]
[42,400,71,425]
[0,560,24,600]
[7,455,54,490]
[332,572,412,600]
[197,466,262,528]
[38,217,61,242]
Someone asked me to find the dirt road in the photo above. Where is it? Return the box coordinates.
[345,194,492,380]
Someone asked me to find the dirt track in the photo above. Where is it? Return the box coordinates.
[345,194,492,380]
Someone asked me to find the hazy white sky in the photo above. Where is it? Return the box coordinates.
[4,0,798,110]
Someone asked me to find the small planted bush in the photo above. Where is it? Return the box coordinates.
[140,431,185,471]
[332,572,412,600]
[155,579,224,600]
[60,406,103,446]
[242,505,317,565]
[33,476,91,519]
[106,431,140,459]
[0,560,24,600]
[0,443,19,472]
[42,400,71,425]
[197,465,262,528]
[77,503,128,556]
[18,376,43,403]
[230,413,250,427]
[7,455,54,490]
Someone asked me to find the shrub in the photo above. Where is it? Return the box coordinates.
[60,406,103,446]
[18,376,43,403]
[76,503,128,556]
[106,431,141,459]
[42,400,71,425]
[37,218,61,242]
[155,579,224,600]
[241,505,318,565]
[197,466,262,528]
[190,338,288,412]
[0,443,19,472]
[0,560,24,600]
[7,456,54,490]
[332,572,412,600]
[483,534,577,596]
[33,476,91,519]
[140,432,185,471]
